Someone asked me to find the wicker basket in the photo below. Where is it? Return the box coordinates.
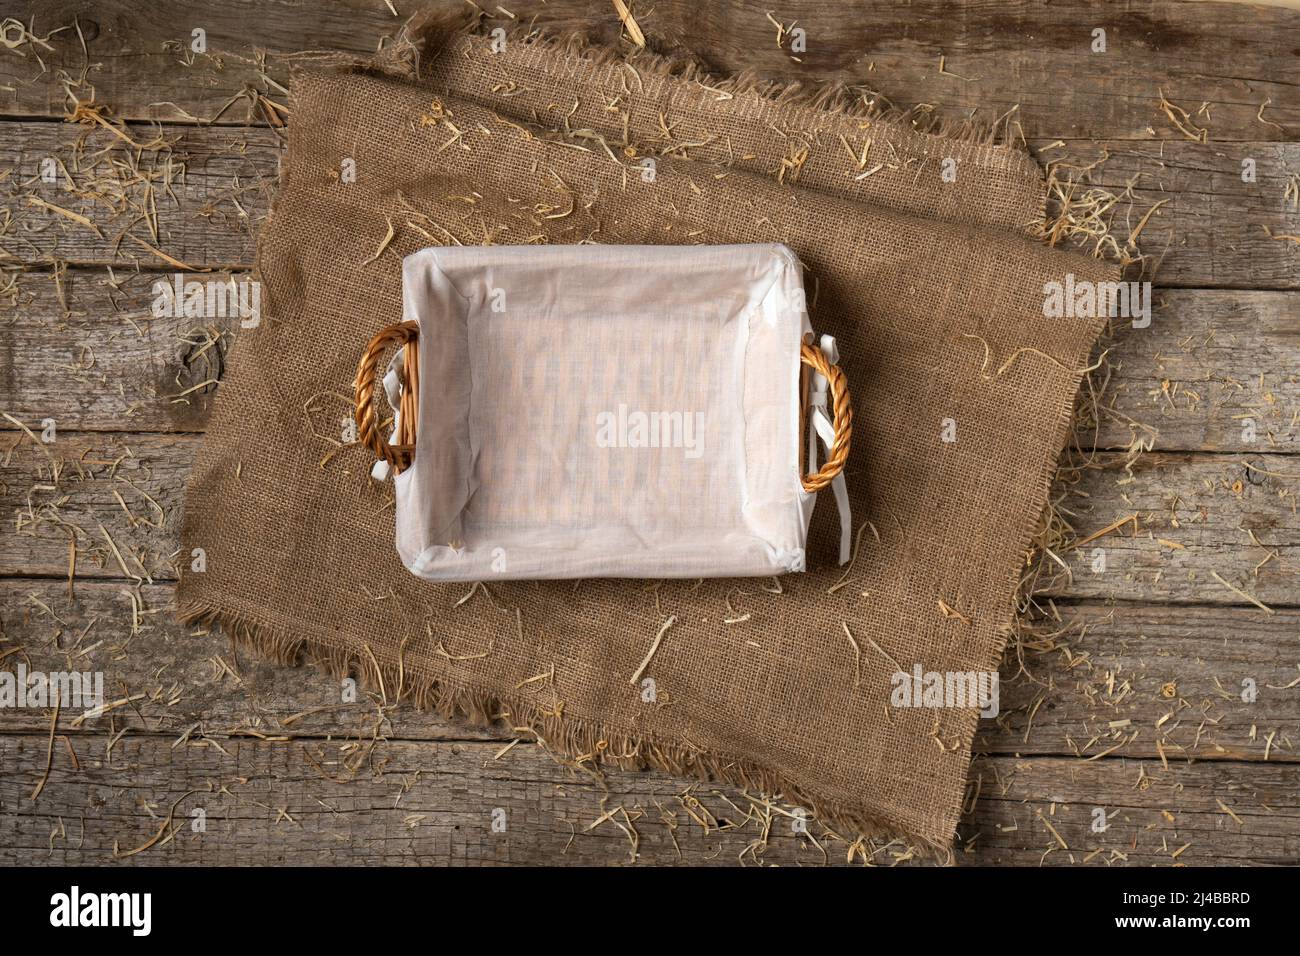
[352,244,851,580]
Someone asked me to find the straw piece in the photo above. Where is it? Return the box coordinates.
[610,0,646,48]
[629,616,676,686]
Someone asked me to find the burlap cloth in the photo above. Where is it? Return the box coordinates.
[178,12,1116,854]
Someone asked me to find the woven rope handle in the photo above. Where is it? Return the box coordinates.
[800,341,852,493]
[355,320,420,472]
[355,323,852,488]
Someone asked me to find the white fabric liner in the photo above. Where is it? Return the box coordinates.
[391,243,819,580]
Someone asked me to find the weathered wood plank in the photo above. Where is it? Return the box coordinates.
[1,432,1297,604]
[1,270,242,433]
[0,121,276,270]
[3,123,1297,288]
[5,267,1296,451]
[2,1,1296,142]
[3,579,1296,762]
[1035,449,1300,606]
[0,730,1295,865]
[0,431,192,584]
[1031,138,1300,289]
[989,601,1300,763]
[0,579,503,744]
[959,754,1300,865]
[1090,289,1299,454]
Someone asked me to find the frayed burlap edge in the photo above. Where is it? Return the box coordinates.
[176,598,958,862]
[289,6,1042,205]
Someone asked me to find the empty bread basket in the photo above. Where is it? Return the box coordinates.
[355,243,851,581]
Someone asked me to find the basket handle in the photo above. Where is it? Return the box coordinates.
[355,320,420,472]
[799,341,852,493]
[355,323,852,489]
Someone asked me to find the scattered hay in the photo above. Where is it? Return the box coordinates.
[4,4,1289,869]
[1255,97,1286,135]
[1157,89,1208,144]
[0,16,65,58]
[1034,148,1143,269]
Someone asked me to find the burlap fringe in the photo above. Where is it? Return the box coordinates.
[177,598,955,862]
[295,5,1030,154]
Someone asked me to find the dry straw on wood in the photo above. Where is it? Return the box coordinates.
[177,10,1118,856]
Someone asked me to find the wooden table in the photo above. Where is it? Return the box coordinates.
[1,0,1296,866]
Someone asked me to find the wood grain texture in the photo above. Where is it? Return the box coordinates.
[3,432,1296,605]
[1,122,275,271]
[1036,449,1300,606]
[1030,138,1300,289]
[1,269,245,434]
[3,269,1296,451]
[960,753,1299,865]
[2,0,1298,868]
[5,121,1297,289]
[1091,289,1299,454]
[2,0,1296,142]
[3,580,1296,763]
[0,732,1295,865]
